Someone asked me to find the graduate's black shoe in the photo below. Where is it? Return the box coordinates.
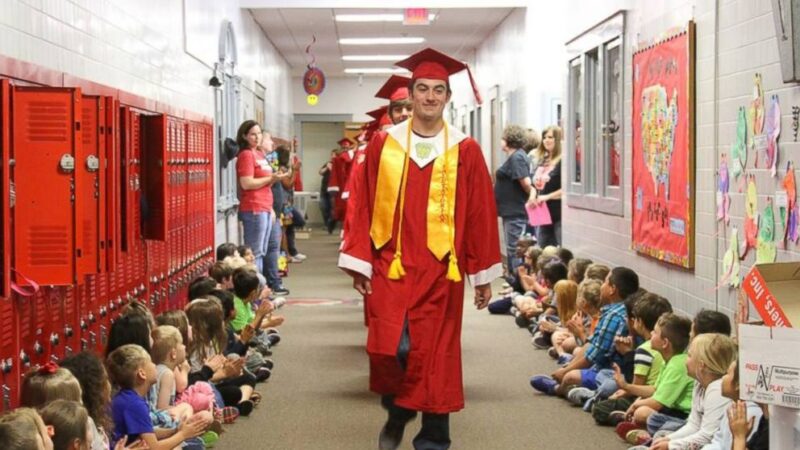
[378,419,408,450]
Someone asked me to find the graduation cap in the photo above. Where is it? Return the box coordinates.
[337,138,354,148]
[366,106,388,121]
[375,75,411,102]
[395,48,482,104]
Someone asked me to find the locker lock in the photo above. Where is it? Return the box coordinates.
[19,350,30,366]
[64,325,73,338]
[33,342,43,355]
[1,359,12,374]
[99,306,107,317]
[88,312,96,323]
[59,154,76,173]
[109,301,116,311]
[80,319,88,330]
[86,155,100,172]
[49,333,59,346]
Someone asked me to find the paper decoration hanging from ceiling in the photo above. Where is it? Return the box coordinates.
[742,174,758,258]
[764,94,780,177]
[717,154,731,224]
[756,198,777,264]
[722,227,741,288]
[732,107,747,180]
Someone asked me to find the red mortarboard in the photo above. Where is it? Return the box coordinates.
[375,75,411,102]
[366,106,388,121]
[395,48,482,104]
[337,138,354,148]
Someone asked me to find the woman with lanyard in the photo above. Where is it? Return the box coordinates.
[235,120,288,274]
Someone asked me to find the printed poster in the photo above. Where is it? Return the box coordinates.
[632,25,695,269]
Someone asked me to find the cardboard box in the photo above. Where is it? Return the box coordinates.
[739,324,800,409]
[742,263,800,327]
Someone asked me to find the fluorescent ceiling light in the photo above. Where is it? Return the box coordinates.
[339,37,425,45]
[336,13,437,22]
[344,68,410,74]
[342,55,409,61]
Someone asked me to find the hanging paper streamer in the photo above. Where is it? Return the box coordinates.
[779,161,797,245]
[722,227,741,288]
[765,95,780,177]
[742,174,758,258]
[756,198,777,264]
[717,154,731,224]
[732,107,747,181]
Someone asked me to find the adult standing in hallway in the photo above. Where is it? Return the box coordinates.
[494,124,533,273]
[530,126,563,247]
[318,149,337,234]
[339,48,502,450]
[328,137,356,228]
[235,121,287,275]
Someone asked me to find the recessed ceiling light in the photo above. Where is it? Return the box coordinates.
[342,55,409,61]
[335,14,437,23]
[344,68,410,74]
[339,37,425,45]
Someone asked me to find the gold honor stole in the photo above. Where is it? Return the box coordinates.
[369,120,462,282]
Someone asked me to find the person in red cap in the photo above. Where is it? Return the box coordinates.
[338,48,501,450]
[328,138,356,227]
[375,75,413,125]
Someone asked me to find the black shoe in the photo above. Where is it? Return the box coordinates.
[254,367,271,382]
[378,419,408,450]
[272,287,290,296]
[262,358,274,370]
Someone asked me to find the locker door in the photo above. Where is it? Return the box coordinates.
[0,80,11,298]
[141,114,167,241]
[11,87,81,286]
[104,97,119,272]
[119,106,131,253]
[78,96,101,277]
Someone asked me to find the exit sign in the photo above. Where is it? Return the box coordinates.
[404,8,430,26]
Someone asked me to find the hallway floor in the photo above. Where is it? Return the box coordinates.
[217,232,625,449]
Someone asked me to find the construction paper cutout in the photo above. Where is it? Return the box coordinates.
[717,154,730,224]
[748,73,765,149]
[756,198,777,264]
[743,174,758,257]
[791,206,800,243]
[732,107,747,179]
[723,227,741,288]
[765,95,780,177]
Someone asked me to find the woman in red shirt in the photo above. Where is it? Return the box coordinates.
[236,120,287,273]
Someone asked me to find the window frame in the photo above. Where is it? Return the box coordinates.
[565,11,625,216]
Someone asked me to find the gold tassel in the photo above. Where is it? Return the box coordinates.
[446,255,462,282]
[388,253,406,280]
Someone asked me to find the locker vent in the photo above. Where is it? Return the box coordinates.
[25,102,69,142]
[83,219,95,258]
[27,226,70,265]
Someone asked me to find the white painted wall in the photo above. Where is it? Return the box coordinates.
[0,0,294,248]
[292,76,390,122]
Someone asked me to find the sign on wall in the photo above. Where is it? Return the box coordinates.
[631,23,696,269]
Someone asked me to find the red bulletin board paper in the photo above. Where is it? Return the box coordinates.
[631,28,695,269]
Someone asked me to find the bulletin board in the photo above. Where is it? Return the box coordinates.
[631,23,696,269]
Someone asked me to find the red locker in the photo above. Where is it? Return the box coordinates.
[104,97,119,272]
[11,87,82,286]
[141,114,167,241]
[0,80,11,298]
[78,95,103,276]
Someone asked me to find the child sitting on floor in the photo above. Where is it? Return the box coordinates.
[107,344,206,449]
[0,407,54,449]
[40,399,91,450]
[567,258,592,284]
[533,279,577,349]
[61,352,115,450]
[551,278,603,365]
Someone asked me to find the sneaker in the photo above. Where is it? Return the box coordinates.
[566,387,594,407]
[254,367,271,382]
[214,406,239,424]
[607,411,627,427]
[531,332,549,349]
[582,396,596,412]
[271,296,287,308]
[615,421,641,441]
[201,431,219,448]
[289,255,304,263]
[262,358,274,370]
[272,286,290,296]
[515,314,530,329]
[529,375,558,395]
[547,347,559,359]
[266,333,281,347]
[557,354,574,366]
[625,429,652,446]
[293,253,307,261]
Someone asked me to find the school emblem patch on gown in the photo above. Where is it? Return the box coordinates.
[415,142,434,160]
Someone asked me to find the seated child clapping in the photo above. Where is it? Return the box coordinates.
[107,344,206,449]
[551,278,603,365]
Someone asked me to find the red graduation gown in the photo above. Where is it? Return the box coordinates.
[328,150,354,221]
[339,126,502,413]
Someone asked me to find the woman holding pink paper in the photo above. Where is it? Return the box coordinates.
[494,125,534,273]
[531,126,563,247]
